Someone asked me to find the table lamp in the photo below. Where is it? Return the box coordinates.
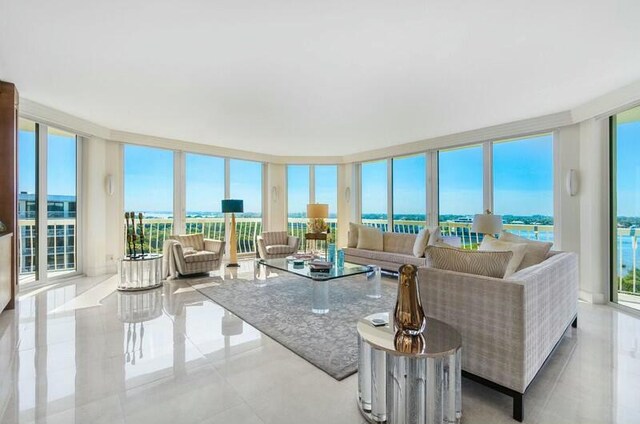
[471,210,503,240]
[306,203,329,233]
[222,199,244,267]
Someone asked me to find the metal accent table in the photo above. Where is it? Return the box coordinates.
[357,312,462,424]
[117,253,163,291]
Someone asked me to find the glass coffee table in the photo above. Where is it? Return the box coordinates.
[257,258,372,314]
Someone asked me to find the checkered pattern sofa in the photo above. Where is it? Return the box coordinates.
[256,231,300,259]
[167,234,225,276]
[418,251,578,419]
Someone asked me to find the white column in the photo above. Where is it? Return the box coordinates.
[81,136,107,276]
[173,151,185,235]
[265,163,287,232]
[482,141,493,214]
[37,124,47,282]
[387,158,393,231]
[578,118,610,303]
[337,163,356,247]
[553,125,581,253]
[427,151,438,227]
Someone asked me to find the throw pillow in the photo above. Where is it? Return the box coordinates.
[425,245,513,278]
[357,226,384,251]
[499,231,553,271]
[412,228,430,257]
[348,222,365,248]
[479,235,528,277]
[427,226,442,246]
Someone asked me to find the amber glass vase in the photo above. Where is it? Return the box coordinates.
[394,264,427,336]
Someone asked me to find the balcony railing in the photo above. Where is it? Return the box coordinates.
[15,218,640,297]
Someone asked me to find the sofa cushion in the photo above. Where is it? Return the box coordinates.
[479,235,528,277]
[265,244,294,255]
[413,228,430,257]
[383,232,416,255]
[343,247,427,267]
[262,231,288,246]
[499,231,553,271]
[173,233,204,251]
[427,226,443,246]
[184,250,218,263]
[424,245,513,278]
[348,222,367,248]
[357,226,383,251]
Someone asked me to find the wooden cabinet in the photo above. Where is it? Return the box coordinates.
[0,81,18,312]
[0,233,11,312]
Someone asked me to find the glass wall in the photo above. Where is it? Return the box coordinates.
[315,165,338,237]
[18,120,38,279]
[46,127,77,277]
[392,154,426,233]
[612,105,640,310]
[185,153,225,240]
[287,165,310,241]
[230,159,263,254]
[493,134,553,242]
[361,160,388,231]
[124,145,174,253]
[438,145,483,247]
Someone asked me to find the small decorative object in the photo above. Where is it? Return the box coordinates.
[0,220,6,233]
[328,243,336,264]
[394,264,426,336]
[222,199,244,267]
[138,212,146,257]
[306,203,329,233]
[337,248,345,268]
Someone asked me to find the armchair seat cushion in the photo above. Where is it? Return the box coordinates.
[266,244,295,255]
[184,251,219,263]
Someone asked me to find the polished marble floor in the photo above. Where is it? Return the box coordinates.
[1,261,640,424]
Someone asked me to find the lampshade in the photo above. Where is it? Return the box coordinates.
[221,199,244,213]
[306,203,328,219]
[471,213,503,235]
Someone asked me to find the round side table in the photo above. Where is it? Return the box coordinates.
[117,253,163,291]
[357,312,462,424]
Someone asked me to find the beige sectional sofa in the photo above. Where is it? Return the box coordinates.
[418,249,579,421]
[343,224,460,272]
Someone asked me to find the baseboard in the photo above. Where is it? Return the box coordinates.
[579,289,607,304]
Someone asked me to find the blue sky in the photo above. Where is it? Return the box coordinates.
[18,129,76,197]
[19,127,640,218]
[616,120,640,217]
[287,165,338,217]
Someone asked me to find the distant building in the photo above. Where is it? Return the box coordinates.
[18,192,76,274]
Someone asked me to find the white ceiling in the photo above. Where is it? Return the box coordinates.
[1,0,640,156]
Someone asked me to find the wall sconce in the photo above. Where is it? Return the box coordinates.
[105,175,115,196]
[271,186,280,203]
[565,169,578,196]
[345,187,351,203]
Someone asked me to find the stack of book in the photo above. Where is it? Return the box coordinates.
[308,260,333,272]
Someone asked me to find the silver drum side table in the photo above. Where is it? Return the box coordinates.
[117,254,163,291]
[357,312,462,424]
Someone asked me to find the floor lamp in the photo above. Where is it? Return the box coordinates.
[222,199,244,267]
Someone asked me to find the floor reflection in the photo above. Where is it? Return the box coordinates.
[1,263,640,423]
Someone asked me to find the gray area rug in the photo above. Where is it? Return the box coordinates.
[188,271,397,380]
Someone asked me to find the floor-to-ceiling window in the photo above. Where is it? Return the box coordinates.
[438,145,483,248]
[17,120,38,280]
[493,133,554,242]
[612,105,640,311]
[124,145,174,254]
[392,154,426,233]
[315,165,338,237]
[230,159,263,254]
[17,120,80,284]
[185,153,225,241]
[361,160,388,231]
[287,165,310,242]
[46,127,77,278]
